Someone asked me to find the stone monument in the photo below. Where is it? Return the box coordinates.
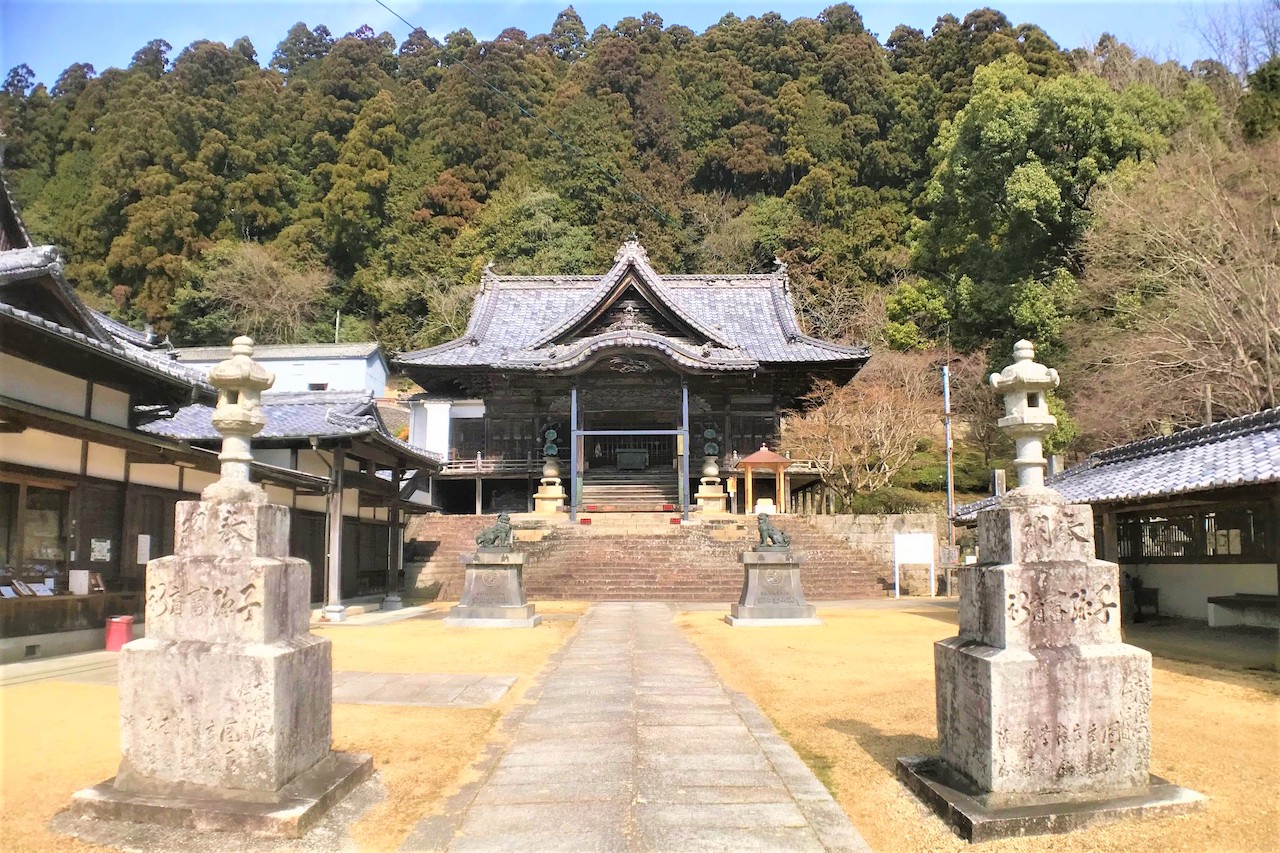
[445,513,541,628]
[69,337,372,837]
[897,340,1203,841]
[533,428,566,515]
[725,514,820,626]
[694,429,728,514]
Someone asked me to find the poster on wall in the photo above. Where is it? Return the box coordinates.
[90,538,112,562]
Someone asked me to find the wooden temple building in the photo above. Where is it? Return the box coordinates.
[397,239,869,517]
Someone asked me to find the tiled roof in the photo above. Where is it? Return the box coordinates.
[397,241,868,373]
[174,342,383,362]
[141,390,441,468]
[955,408,1280,519]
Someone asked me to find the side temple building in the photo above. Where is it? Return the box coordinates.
[396,239,869,516]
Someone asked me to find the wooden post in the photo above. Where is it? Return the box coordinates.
[383,463,403,609]
[324,447,346,622]
[745,464,754,514]
[775,466,784,513]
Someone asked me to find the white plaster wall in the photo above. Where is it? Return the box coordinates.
[451,401,485,419]
[264,485,293,506]
[252,448,292,468]
[296,495,327,514]
[128,463,182,491]
[342,488,360,518]
[407,401,451,458]
[2,429,82,474]
[183,356,378,393]
[86,444,127,481]
[90,384,131,427]
[0,353,88,416]
[184,469,217,494]
[297,452,331,478]
[1133,563,1278,619]
[365,354,387,395]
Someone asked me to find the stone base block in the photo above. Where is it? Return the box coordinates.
[935,637,1151,796]
[896,755,1205,842]
[119,635,332,793]
[68,751,373,839]
[443,614,543,629]
[725,614,821,627]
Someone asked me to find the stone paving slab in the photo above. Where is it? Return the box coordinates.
[402,601,871,852]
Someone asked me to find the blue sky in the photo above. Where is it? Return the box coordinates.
[2,0,1224,86]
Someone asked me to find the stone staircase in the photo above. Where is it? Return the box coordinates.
[579,468,681,512]
[404,513,892,601]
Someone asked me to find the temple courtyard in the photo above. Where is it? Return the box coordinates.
[1,599,1275,852]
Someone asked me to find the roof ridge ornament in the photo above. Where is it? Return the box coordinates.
[615,236,649,264]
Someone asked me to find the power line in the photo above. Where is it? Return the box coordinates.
[372,0,680,229]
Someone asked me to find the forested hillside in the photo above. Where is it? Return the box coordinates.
[1,5,1277,455]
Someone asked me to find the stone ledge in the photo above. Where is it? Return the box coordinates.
[67,751,373,838]
[443,615,543,629]
[895,755,1205,843]
[724,616,822,627]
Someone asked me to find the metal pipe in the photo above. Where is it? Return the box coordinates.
[569,385,578,522]
[942,364,955,547]
[681,381,690,521]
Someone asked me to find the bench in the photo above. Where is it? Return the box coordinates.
[1206,594,1279,629]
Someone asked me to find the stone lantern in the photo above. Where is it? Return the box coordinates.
[896,339,1202,841]
[989,339,1059,495]
[203,335,275,504]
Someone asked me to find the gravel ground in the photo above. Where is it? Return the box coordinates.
[679,606,1280,853]
[1,602,584,853]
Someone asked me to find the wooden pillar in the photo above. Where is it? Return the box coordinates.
[383,463,403,609]
[474,475,482,516]
[744,464,754,514]
[324,447,346,621]
[775,466,784,513]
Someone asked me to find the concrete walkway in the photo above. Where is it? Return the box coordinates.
[405,602,870,852]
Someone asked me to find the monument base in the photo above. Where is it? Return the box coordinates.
[695,485,727,514]
[895,755,1205,842]
[448,552,538,627]
[727,551,819,625]
[445,603,542,628]
[68,751,373,839]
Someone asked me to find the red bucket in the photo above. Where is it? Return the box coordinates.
[105,615,135,652]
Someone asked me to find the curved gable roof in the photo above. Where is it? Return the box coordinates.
[397,241,868,374]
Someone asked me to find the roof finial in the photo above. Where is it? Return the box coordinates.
[774,256,788,277]
[615,235,649,263]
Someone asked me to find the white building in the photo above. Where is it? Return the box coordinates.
[174,343,389,395]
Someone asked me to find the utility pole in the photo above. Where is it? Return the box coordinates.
[942,363,955,547]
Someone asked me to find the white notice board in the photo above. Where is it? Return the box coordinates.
[893,532,936,599]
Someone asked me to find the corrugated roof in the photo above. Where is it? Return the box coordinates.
[174,342,382,362]
[397,241,868,373]
[955,408,1280,519]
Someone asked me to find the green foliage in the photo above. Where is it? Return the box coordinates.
[0,10,1235,430]
[846,486,930,514]
[1239,57,1280,141]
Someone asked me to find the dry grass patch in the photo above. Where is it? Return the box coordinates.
[1,602,583,852]
[679,607,1280,853]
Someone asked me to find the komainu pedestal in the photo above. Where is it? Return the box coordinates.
[69,500,372,836]
[445,551,541,628]
[725,550,820,626]
[897,499,1204,840]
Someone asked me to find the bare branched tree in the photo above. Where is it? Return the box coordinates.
[1195,0,1280,80]
[782,351,941,507]
[201,242,330,343]
[1068,140,1280,447]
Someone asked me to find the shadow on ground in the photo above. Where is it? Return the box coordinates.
[825,717,937,775]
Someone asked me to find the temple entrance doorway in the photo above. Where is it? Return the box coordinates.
[584,411,677,470]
